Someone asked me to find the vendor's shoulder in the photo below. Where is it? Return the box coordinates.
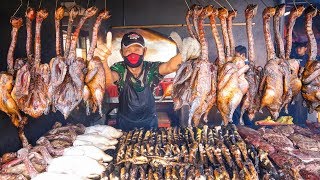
[111,61,125,70]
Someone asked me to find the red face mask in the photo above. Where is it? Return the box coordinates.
[124,53,144,68]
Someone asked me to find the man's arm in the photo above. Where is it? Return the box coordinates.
[158,54,182,76]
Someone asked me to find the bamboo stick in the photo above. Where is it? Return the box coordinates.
[112,22,254,29]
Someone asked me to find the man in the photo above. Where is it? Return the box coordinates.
[291,42,308,67]
[94,31,200,131]
[235,45,249,65]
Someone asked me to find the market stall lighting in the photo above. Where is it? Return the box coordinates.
[284,11,290,16]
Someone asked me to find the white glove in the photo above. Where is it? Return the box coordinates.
[170,31,201,62]
[181,37,201,61]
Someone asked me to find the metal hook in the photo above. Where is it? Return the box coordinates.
[39,0,43,9]
[12,0,23,18]
[224,0,235,13]
[184,0,190,11]
[56,0,58,9]
[27,0,30,8]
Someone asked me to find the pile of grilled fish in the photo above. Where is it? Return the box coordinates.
[106,124,281,179]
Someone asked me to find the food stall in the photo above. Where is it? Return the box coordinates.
[0,0,319,179]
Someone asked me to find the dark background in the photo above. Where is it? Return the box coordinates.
[0,0,319,155]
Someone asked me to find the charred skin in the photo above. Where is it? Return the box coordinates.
[64,6,79,58]
[227,10,237,56]
[25,7,35,59]
[7,17,23,75]
[55,6,64,57]
[301,6,320,112]
[218,8,230,58]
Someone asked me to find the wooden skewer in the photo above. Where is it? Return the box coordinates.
[112,22,254,29]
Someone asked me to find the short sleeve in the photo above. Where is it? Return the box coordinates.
[110,62,126,92]
[145,61,164,90]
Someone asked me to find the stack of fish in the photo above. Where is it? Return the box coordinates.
[107,124,282,179]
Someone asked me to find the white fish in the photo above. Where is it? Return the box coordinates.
[73,139,116,151]
[85,124,123,139]
[47,156,105,178]
[63,145,113,162]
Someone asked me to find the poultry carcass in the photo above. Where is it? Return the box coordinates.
[187,5,217,126]
[259,7,285,119]
[49,7,97,119]
[301,6,320,112]
[171,5,200,111]
[0,17,29,147]
[216,8,249,125]
[240,4,262,124]
[285,5,305,102]
[273,4,292,112]
[83,10,110,116]
[11,9,51,118]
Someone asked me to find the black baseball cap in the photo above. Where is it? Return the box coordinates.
[296,42,308,48]
[121,32,145,48]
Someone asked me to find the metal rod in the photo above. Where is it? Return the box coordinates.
[112,22,254,29]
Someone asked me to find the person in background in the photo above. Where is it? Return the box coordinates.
[232,45,254,126]
[235,45,249,65]
[291,42,309,67]
[94,32,200,131]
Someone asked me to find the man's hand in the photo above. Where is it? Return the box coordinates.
[94,31,112,61]
[170,31,201,62]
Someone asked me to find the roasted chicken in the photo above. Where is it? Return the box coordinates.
[301,6,320,112]
[83,10,110,116]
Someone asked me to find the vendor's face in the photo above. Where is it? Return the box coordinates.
[121,44,146,57]
[235,52,246,60]
[296,46,307,56]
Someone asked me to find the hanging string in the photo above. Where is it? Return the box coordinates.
[184,0,191,11]
[259,0,268,7]
[87,0,90,8]
[293,0,297,11]
[39,0,42,9]
[212,0,226,9]
[56,0,58,9]
[304,0,320,13]
[225,0,235,13]
[105,0,106,10]
[27,0,30,8]
[12,0,23,18]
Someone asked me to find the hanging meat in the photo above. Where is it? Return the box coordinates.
[171,5,200,111]
[48,6,77,112]
[14,7,36,73]
[259,7,285,119]
[187,5,216,126]
[284,6,305,104]
[49,7,98,119]
[301,6,320,112]
[11,9,51,118]
[83,10,110,116]
[0,17,29,148]
[273,4,292,113]
[216,8,249,125]
[240,4,261,124]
